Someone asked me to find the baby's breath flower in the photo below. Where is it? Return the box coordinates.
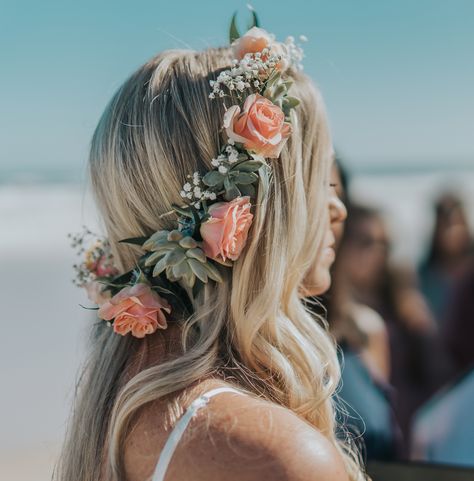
[183,182,192,192]
[218,165,228,174]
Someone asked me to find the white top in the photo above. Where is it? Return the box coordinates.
[152,387,245,481]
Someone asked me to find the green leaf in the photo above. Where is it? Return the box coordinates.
[152,257,168,277]
[144,250,165,267]
[233,172,259,185]
[237,183,256,198]
[284,96,300,109]
[272,83,287,100]
[231,160,263,172]
[184,271,196,288]
[179,236,198,249]
[165,249,187,266]
[229,11,240,44]
[145,241,177,253]
[119,236,148,246]
[224,177,241,201]
[202,170,225,187]
[266,71,281,89]
[143,231,169,250]
[172,259,190,279]
[171,204,193,218]
[247,10,260,29]
[203,261,224,283]
[186,247,206,263]
[188,258,209,283]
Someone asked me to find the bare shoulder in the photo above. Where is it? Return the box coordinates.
[123,381,349,481]
[170,384,348,481]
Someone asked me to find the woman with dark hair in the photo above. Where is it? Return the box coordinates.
[419,193,473,326]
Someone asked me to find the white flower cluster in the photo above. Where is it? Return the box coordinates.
[211,144,239,168]
[284,35,307,71]
[180,171,217,209]
[179,144,242,208]
[209,48,281,99]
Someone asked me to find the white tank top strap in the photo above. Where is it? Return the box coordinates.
[151,387,245,481]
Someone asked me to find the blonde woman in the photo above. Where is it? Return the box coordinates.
[57,24,366,481]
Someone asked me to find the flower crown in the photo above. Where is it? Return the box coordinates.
[72,13,307,338]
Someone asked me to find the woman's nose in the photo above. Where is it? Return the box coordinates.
[329,192,347,224]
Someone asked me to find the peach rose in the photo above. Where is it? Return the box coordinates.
[223,93,291,158]
[232,27,272,59]
[98,283,171,338]
[200,196,253,263]
[232,27,289,70]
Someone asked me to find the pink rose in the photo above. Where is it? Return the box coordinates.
[223,93,291,158]
[84,280,111,306]
[98,283,171,338]
[200,196,253,263]
[95,255,118,277]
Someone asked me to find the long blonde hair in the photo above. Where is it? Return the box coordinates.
[56,47,365,480]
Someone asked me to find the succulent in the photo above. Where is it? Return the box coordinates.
[143,230,223,288]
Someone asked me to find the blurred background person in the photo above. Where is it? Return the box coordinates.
[419,193,474,327]
[443,259,474,376]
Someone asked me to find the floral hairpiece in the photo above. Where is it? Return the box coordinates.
[71,12,306,338]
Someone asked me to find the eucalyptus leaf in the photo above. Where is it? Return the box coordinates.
[237,183,256,198]
[233,172,259,185]
[202,170,225,187]
[224,177,241,201]
[232,160,263,172]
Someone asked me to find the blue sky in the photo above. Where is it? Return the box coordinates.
[1,0,473,180]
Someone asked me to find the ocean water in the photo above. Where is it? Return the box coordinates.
[0,169,473,480]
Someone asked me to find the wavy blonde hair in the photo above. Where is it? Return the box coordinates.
[56,47,366,481]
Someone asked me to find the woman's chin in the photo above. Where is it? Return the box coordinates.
[301,269,332,297]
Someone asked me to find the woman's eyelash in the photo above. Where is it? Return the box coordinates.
[329,183,338,188]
